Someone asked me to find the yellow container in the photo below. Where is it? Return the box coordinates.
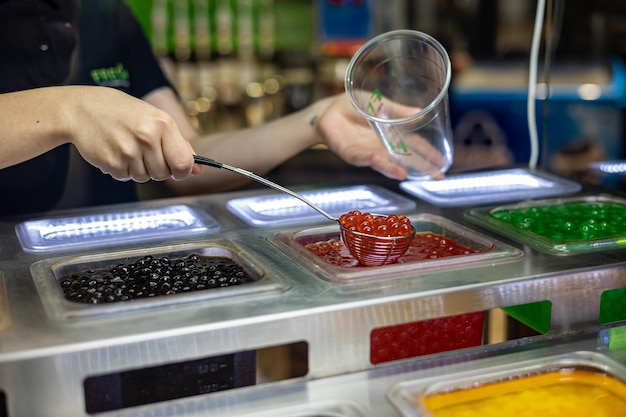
[422,369,626,416]
[389,351,626,417]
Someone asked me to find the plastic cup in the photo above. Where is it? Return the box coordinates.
[345,30,453,180]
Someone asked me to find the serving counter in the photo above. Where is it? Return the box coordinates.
[0,170,625,416]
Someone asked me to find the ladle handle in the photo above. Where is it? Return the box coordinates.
[193,155,338,222]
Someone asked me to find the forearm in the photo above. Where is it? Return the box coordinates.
[166,98,327,195]
[0,87,71,169]
[2,85,197,182]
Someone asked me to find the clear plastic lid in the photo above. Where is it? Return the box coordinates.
[16,204,220,254]
[400,168,581,207]
[226,185,417,227]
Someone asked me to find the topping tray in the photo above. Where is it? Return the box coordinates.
[269,214,523,284]
[31,240,288,320]
[388,351,626,417]
[465,194,626,255]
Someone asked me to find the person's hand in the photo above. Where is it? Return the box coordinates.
[65,86,201,182]
[315,93,447,181]
[314,93,409,180]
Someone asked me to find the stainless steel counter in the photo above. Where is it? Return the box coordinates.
[96,329,626,417]
[0,180,625,416]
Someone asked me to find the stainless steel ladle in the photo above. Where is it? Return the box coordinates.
[193,155,338,222]
[194,155,415,266]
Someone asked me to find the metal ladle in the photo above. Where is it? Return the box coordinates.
[193,155,338,222]
[193,155,415,266]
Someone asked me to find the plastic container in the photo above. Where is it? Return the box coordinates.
[30,240,289,320]
[16,204,220,254]
[269,214,523,284]
[226,185,416,227]
[388,351,626,417]
[465,194,626,255]
[400,168,581,207]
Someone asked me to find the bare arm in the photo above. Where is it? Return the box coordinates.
[1,85,407,199]
[143,87,408,196]
[0,86,200,181]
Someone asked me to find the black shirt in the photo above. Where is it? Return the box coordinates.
[0,0,172,217]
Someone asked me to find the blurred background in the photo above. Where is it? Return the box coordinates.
[124,0,626,194]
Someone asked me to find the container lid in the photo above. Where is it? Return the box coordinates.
[16,204,220,254]
[226,185,417,227]
[400,168,581,207]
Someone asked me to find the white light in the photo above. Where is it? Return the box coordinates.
[37,206,198,240]
[421,173,549,194]
[577,84,602,100]
[248,189,376,214]
[591,161,626,174]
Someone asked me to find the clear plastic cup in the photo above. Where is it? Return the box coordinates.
[345,30,453,180]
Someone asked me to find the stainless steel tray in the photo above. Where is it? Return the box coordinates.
[16,204,220,254]
[400,168,581,207]
[226,185,417,227]
[31,240,289,320]
[269,214,523,284]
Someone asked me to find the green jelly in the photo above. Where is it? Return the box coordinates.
[490,201,626,241]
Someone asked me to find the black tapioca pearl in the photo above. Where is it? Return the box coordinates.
[59,254,252,303]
